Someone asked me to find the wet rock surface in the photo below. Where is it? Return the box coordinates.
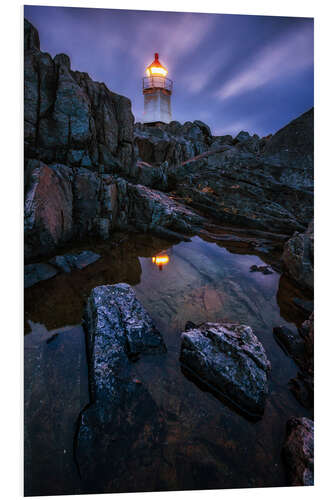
[76,284,167,493]
[283,417,314,486]
[180,322,271,416]
[25,250,101,288]
[49,250,101,273]
[24,262,58,288]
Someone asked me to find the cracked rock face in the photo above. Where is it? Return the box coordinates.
[76,284,166,493]
[283,417,314,486]
[180,322,271,416]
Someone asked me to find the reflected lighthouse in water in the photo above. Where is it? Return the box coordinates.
[152,254,170,271]
[143,53,173,124]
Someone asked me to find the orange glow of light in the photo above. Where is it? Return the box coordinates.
[152,255,170,265]
[147,66,168,77]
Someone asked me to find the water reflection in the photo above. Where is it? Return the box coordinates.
[24,231,313,495]
[152,253,170,271]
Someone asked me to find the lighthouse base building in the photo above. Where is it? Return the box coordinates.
[142,53,173,124]
[143,88,172,124]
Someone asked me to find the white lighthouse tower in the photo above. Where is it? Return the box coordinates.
[142,53,173,124]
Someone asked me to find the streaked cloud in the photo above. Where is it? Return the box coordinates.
[216,24,313,100]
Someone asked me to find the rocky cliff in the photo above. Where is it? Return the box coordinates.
[24,19,314,261]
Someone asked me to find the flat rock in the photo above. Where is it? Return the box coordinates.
[49,250,100,273]
[24,262,58,288]
[283,417,314,486]
[180,322,271,416]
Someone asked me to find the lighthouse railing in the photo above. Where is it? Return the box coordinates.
[143,76,173,92]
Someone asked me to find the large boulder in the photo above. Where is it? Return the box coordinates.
[76,284,166,492]
[283,417,314,486]
[180,322,271,416]
[282,219,314,290]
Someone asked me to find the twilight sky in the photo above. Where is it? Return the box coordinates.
[24,6,314,137]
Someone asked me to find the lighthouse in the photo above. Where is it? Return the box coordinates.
[142,53,173,124]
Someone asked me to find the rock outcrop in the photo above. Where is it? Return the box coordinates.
[76,284,166,492]
[180,322,271,416]
[283,417,314,486]
[24,19,134,259]
[282,219,314,291]
[24,18,134,172]
[24,18,314,260]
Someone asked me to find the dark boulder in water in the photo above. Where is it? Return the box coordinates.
[180,322,271,417]
[76,284,166,493]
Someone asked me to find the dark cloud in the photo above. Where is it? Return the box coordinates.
[24,6,313,136]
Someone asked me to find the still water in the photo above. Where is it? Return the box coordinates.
[24,233,311,495]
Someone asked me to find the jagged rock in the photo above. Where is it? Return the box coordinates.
[24,262,58,288]
[264,108,314,172]
[283,417,314,486]
[116,180,203,235]
[282,219,314,290]
[49,250,100,273]
[76,284,166,492]
[134,119,212,166]
[180,322,271,416]
[24,18,134,170]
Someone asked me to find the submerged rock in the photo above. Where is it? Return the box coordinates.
[180,322,271,416]
[76,284,166,492]
[283,417,314,486]
[250,264,273,275]
[24,262,58,288]
[49,250,100,273]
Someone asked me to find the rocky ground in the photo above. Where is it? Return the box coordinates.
[24,18,314,492]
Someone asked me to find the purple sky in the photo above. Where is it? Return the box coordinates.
[24,6,313,137]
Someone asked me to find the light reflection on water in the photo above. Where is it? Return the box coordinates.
[24,234,312,495]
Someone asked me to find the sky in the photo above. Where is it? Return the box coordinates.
[24,6,314,137]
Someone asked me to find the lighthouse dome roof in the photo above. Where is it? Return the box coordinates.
[146,53,168,77]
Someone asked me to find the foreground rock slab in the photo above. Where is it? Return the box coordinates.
[180,322,271,417]
[76,284,166,493]
[283,417,314,486]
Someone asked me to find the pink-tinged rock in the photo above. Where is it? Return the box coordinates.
[24,161,73,259]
